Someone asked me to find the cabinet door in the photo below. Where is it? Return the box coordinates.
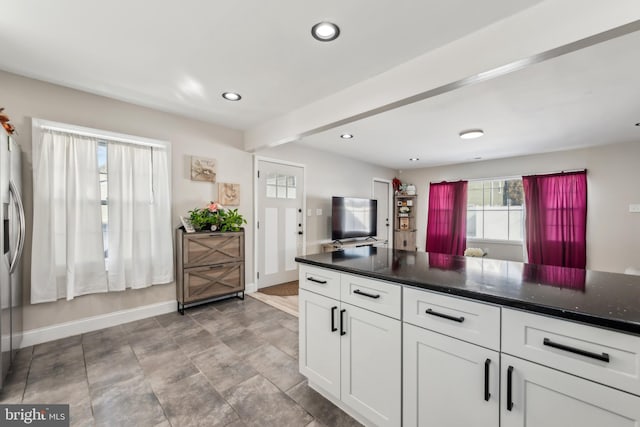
[299,289,341,398]
[341,303,401,427]
[501,354,640,427]
[394,230,416,251]
[403,324,499,427]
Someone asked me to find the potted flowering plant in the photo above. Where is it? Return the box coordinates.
[188,202,247,232]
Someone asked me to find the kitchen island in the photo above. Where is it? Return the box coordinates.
[296,247,640,427]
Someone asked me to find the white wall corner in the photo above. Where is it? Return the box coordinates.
[20,300,176,348]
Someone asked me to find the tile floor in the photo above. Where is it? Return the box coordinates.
[0,297,362,427]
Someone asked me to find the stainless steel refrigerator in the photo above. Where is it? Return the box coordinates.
[0,129,24,388]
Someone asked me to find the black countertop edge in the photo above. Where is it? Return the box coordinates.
[295,257,640,336]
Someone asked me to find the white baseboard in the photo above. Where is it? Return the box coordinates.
[245,282,257,293]
[20,300,176,348]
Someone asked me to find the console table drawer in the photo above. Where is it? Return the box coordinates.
[403,287,501,350]
[183,232,244,268]
[502,308,640,396]
[299,265,341,300]
[182,262,244,303]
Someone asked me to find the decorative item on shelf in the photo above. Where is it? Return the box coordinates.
[392,177,402,194]
[399,183,408,195]
[464,247,487,257]
[188,201,247,232]
[190,156,217,182]
[399,206,410,217]
[406,184,416,195]
[399,217,410,230]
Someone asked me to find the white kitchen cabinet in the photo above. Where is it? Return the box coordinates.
[341,302,401,427]
[403,323,499,427]
[299,268,401,427]
[501,354,640,427]
[299,289,341,397]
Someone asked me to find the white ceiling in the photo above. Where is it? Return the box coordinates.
[300,28,640,169]
[0,0,541,130]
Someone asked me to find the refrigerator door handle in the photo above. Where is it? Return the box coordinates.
[8,180,25,275]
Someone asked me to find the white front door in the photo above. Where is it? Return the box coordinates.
[373,179,391,245]
[256,159,305,288]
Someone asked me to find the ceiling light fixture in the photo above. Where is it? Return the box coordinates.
[635,122,640,126]
[222,92,241,101]
[311,22,340,42]
[473,156,483,160]
[409,158,419,162]
[459,129,485,139]
[340,133,353,139]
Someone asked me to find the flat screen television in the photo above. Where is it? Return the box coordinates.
[331,196,377,240]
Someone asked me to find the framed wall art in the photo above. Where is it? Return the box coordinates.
[190,156,217,182]
[219,182,240,206]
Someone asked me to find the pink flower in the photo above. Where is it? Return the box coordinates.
[207,202,219,212]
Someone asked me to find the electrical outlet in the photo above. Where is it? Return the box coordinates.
[630,204,640,213]
[316,208,323,216]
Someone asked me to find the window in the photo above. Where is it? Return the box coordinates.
[467,178,523,241]
[98,142,108,261]
[31,119,174,303]
[266,173,297,199]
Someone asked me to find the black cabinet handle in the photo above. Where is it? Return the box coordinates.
[543,338,610,362]
[507,366,514,411]
[307,277,327,284]
[340,309,346,336]
[353,289,380,299]
[425,308,465,323]
[484,358,491,401]
[331,306,338,332]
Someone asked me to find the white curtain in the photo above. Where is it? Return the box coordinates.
[31,131,107,303]
[107,142,173,290]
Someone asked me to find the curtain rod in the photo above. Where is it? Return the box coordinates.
[430,168,586,184]
[32,118,169,149]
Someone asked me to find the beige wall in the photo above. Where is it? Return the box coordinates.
[0,70,253,331]
[398,141,640,273]
[257,144,395,254]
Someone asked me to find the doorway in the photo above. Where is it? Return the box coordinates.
[372,178,392,247]
[254,157,306,290]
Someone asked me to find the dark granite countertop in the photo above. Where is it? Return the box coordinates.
[295,247,640,335]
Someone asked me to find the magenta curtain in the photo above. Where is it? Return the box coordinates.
[522,171,587,269]
[426,181,468,256]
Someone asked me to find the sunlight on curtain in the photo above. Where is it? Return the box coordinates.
[31,131,107,303]
[107,142,173,289]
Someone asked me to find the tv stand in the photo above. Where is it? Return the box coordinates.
[322,238,386,253]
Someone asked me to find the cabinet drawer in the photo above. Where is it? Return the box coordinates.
[183,232,244,268]
[502,308,640,396]
[403,287,501,350]
[299,265,341,300]
[341,274,401,319]
[183,262,244,303]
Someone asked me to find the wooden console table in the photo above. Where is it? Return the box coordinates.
[175,228,245,314]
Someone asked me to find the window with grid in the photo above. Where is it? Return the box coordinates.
[467,178,524,241]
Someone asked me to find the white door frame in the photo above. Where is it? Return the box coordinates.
[253,155,307,291]
[372,177,393,248]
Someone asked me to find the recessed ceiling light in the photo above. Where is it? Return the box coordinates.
[409,158,419,162]
[459,129,484,139]
[222,92,241,101]
[340,133,353,139]
[635,122,640,126]
[311,22,340,42]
